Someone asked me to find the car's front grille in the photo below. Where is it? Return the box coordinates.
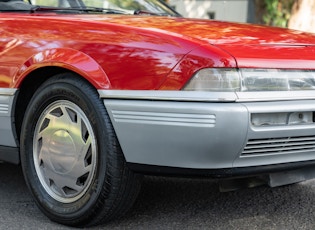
[242,135,315,156]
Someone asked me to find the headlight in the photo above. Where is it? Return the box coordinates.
[183,68,315,92]
[183,68,241,92]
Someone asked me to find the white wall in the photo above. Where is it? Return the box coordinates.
[169,0,249,22]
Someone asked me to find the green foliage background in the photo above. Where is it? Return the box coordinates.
[256,0,295,27]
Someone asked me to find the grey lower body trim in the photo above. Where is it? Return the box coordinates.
[104,98,315,170]
[0,88,18,147]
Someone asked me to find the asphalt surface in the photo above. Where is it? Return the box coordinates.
[1,162,315,229]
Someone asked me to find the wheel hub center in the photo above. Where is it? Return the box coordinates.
[48,130,77,174]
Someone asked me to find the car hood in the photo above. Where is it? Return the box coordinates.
[82,15,315,69]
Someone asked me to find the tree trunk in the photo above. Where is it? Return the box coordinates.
[288,0,315,33]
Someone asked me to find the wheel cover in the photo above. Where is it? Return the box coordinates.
[33,100,97,203]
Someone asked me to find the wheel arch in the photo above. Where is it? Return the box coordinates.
[13,48,111,89]
[13,66,102,143]
[13,48,111,143]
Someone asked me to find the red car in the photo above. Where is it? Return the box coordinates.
[1,0,315,227]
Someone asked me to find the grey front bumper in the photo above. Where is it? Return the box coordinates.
[103,98,315,170]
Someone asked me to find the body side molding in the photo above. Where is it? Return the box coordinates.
[0,88,18,147]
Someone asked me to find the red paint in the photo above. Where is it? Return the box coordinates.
[1,13,315,90]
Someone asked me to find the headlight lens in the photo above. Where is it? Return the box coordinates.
[183,68,241,92]
[183,68,315,92]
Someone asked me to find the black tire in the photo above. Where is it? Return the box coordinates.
[20,73,142,227]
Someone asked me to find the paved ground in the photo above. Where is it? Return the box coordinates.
[1,162,315,229]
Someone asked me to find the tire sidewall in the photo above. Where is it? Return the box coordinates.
[20,75,109,222]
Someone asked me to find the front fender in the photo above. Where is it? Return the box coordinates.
[159,44,237,90]
[13,48,110,89]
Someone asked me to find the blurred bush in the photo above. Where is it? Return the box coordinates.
[256,0,295,27]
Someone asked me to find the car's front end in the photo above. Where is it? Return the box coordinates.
[98,21,315,176]
[2,0,315,227]
[102,71,315,175]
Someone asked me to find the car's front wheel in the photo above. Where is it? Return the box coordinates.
[20,73,141,227]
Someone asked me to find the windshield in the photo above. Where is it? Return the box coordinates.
[23,0,180,16]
